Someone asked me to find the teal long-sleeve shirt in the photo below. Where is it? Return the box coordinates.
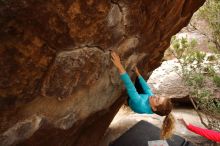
[120,73,154,114]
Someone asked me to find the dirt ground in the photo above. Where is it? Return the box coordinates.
[100,106,219,146]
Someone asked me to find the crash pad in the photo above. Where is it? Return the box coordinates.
[109,120,193,146]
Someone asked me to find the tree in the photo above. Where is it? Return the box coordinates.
[168,36,220,131]
[189,0,220,52]
[165,0,220,130]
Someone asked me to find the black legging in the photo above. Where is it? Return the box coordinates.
[127,76,145,103]
[135,76,145,94]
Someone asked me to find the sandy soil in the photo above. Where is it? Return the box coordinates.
[100,106,219,146]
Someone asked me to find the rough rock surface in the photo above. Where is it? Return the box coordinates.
[0,0,205,146]
[147,59,191,105]
[148,59,189,98]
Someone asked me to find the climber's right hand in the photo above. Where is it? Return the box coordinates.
[111,51,126,74]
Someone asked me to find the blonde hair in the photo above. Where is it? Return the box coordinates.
[153,98,175,139]
[160,113,175,139]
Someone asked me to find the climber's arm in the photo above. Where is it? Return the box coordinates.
[111,51,142,103]
[187,124,220,142]
[120,73,142,103]
[178,119,220,142]
[134,67,154,96]
[110,51,126,74]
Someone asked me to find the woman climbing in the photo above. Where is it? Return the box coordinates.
[111,51,175,139]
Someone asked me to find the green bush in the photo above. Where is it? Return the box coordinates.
[169,36,220,130]
[196,0,220,51]
[164,0,220,130]
[213,75,220,87]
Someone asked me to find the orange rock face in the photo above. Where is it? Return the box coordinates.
[0,0,205,146]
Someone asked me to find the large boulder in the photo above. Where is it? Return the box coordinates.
[147,59,191,105]
[0,0,205,146]
[148,59,189,99]
[148,57,220,106]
